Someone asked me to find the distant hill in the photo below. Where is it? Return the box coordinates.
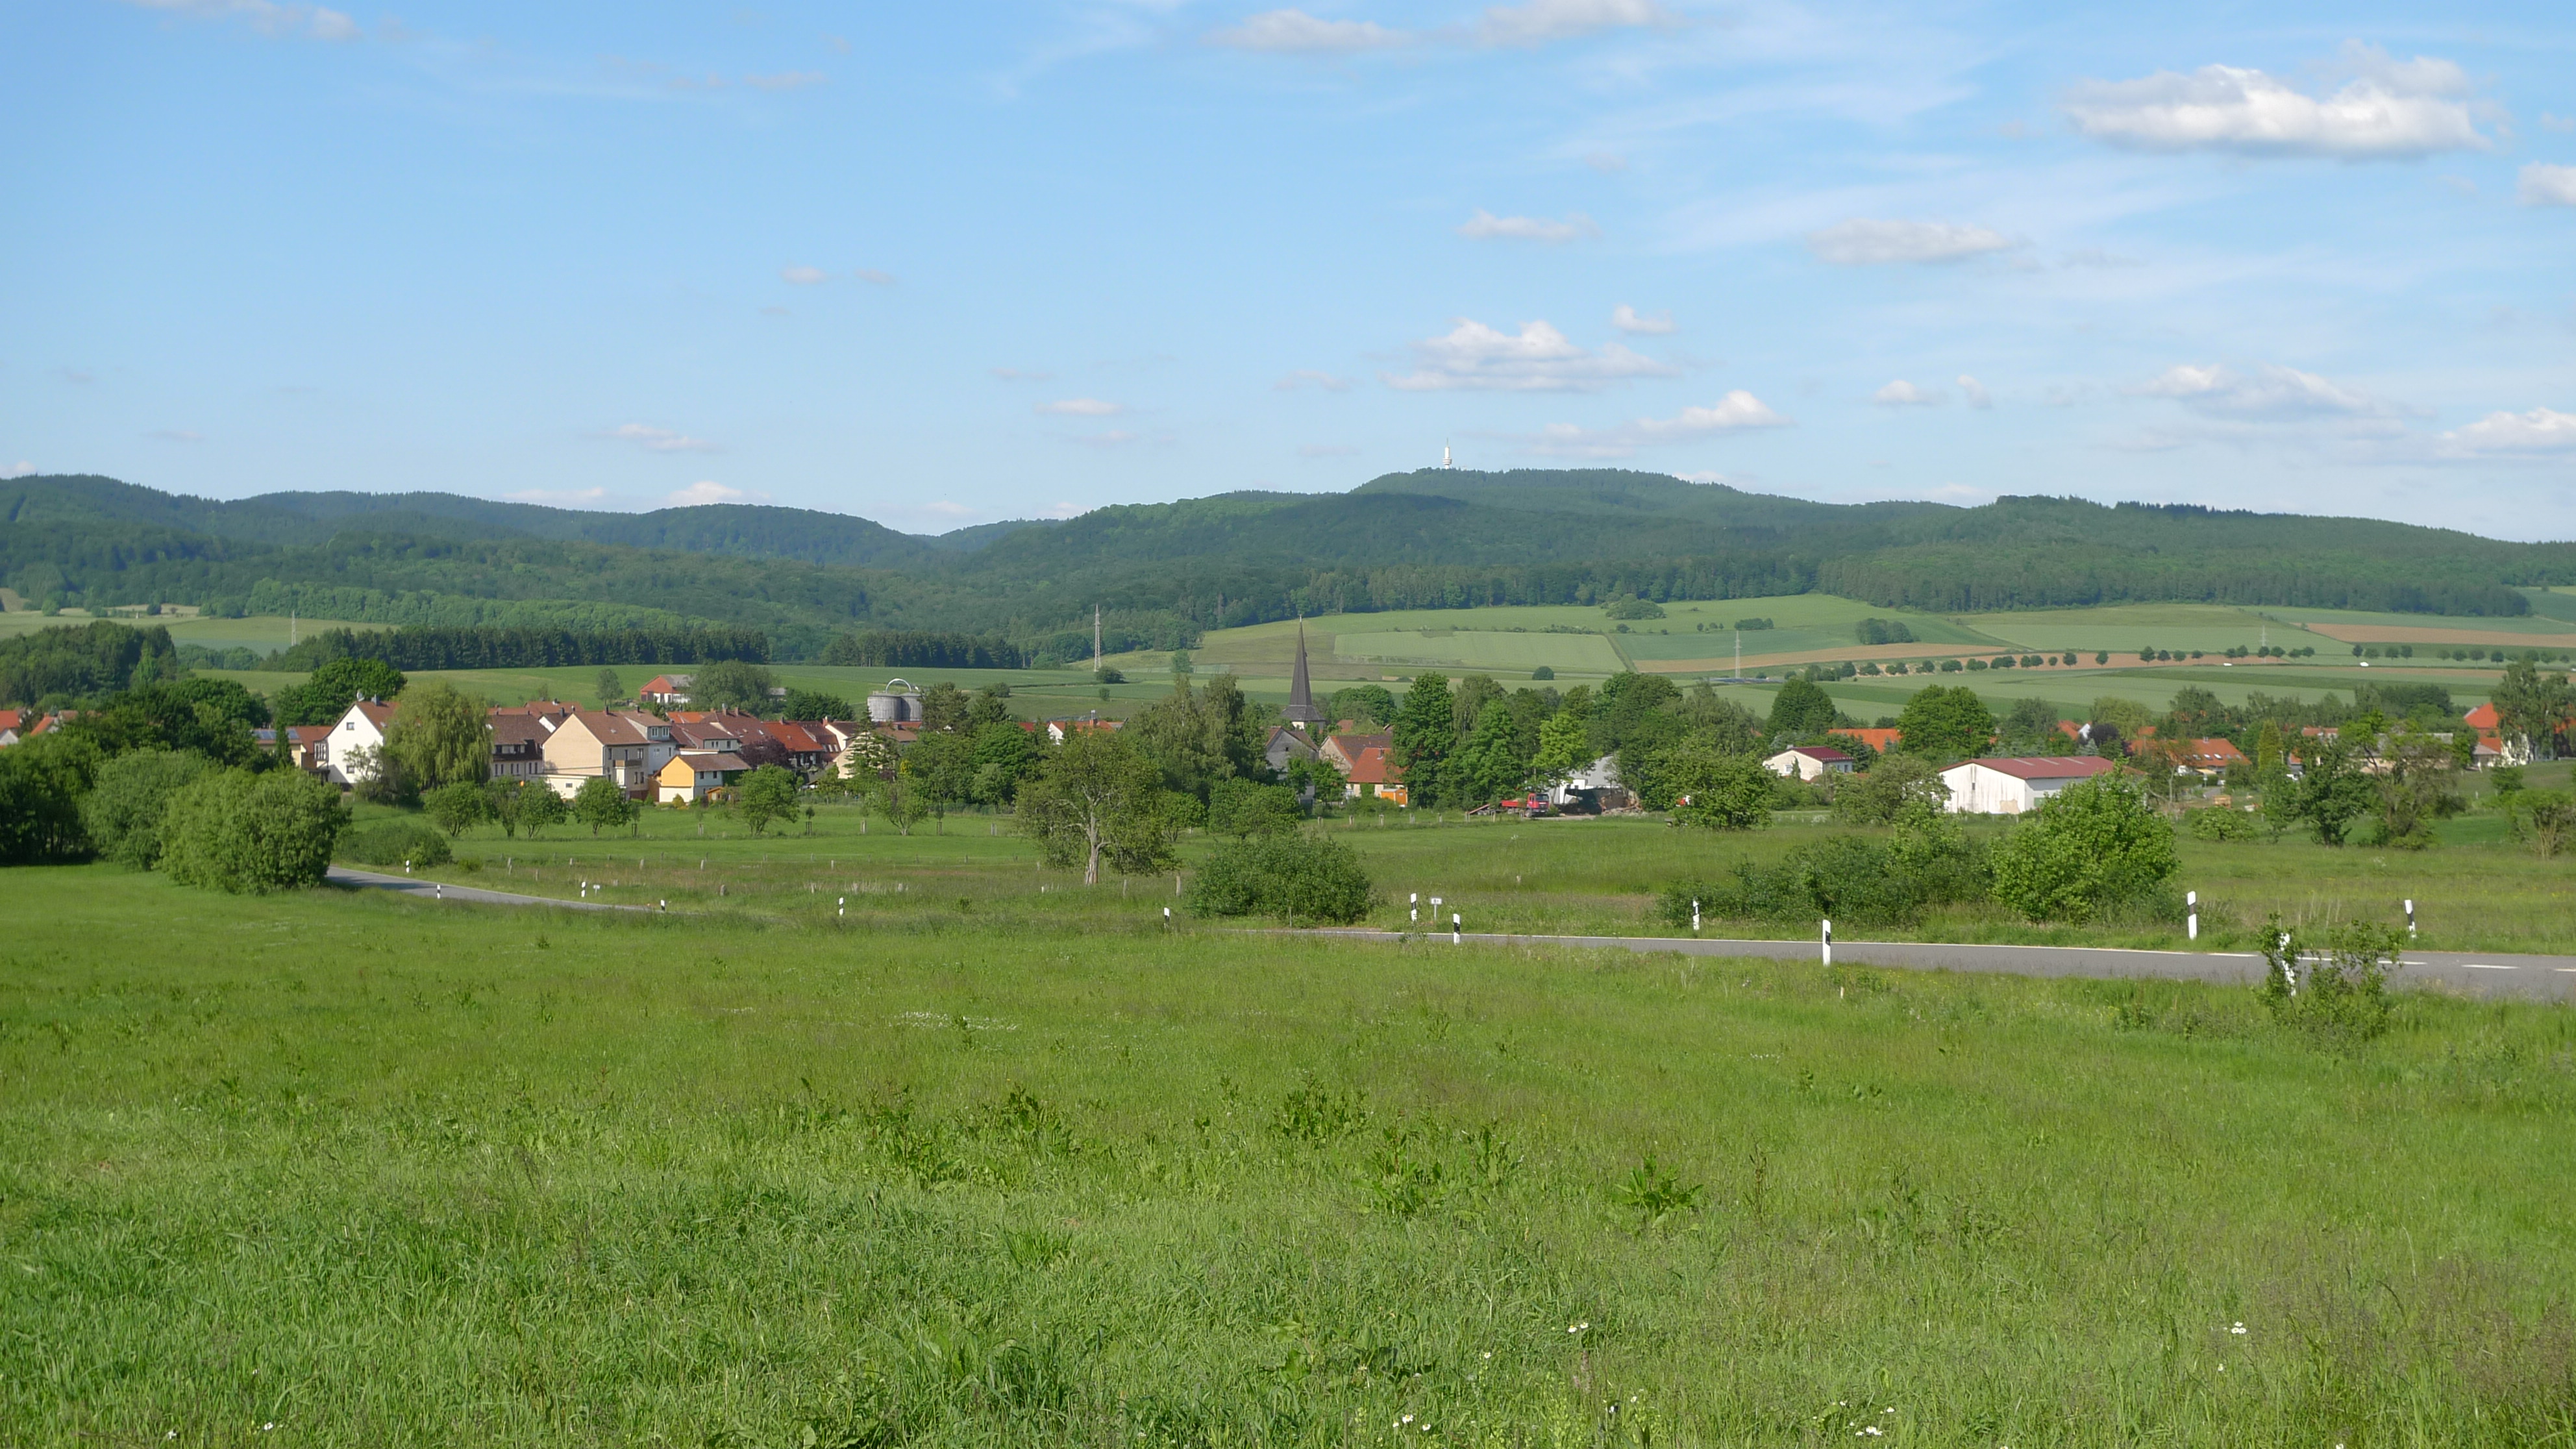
[5,470,2572,662]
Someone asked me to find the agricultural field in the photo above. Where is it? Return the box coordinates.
[0,604,364,653]
[9,854,2576,1444]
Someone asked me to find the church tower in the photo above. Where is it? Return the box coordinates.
[1285,621,1322,732]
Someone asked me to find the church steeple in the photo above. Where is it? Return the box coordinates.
[1285,621,1320,731]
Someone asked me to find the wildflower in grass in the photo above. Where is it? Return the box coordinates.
[2229,1321,2247,1335]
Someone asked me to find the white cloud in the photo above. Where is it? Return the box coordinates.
[1069,431,1141,448]
[1476,0,1681,48]
[2438,408,2576,456]
[1584,151,1628,173]
[1958,375,1992,409]
[1206,9,1410,54]
[1531,392,1792,456]
[2,462,36,478]
[1383,318,1679,392]
[120,0,358,41]
[745,71,826,91]
[919,501,976,517]
[2518,164,2576,207]
[2545,114,2576,134]
[2062,46,2487,159]
[2133,362,2401,419]
[1874,380,1943,407]
[853,268,895,285]
[668,480,756,506]
[1276,370,1352,391]
[779,265,830,285]
[1041,502,1089,519]
[1458,210,1600,243]
[1610,304,1675,335]
[604,423,717,453]
[1807,219,2014,266]
[1037,398,1124,415]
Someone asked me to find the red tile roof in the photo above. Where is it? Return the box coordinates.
[1345,746,1398,785]
[1783,745,1854,763]
[1840,727,1903,753]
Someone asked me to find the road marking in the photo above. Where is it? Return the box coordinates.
[2462,963,2517,971]
[2557,969,2576,974]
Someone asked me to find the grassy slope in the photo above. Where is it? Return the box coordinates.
[6,867,2575,1444]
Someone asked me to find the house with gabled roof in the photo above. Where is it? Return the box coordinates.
[539,709,675,798]
[1765,744,1855,781]
[1938,755,2122,814]
[322,699,398,786]
[1342,745,1406,806]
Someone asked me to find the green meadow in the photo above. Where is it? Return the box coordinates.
[7,865,2576,1445]
[364,768,2576,955]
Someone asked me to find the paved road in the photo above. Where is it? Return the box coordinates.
[1309,929,2576,1003]
[328,865,650,913]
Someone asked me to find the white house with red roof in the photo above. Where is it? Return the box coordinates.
[1938,755,2122,814]
[321,699,399,786]
[1342,745,1407,806]
[1765,744,1855,781]
[639,674,694,706]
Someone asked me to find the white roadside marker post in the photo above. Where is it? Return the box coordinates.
[2187,890,2198,941]
[1692,899,1702,934]
[1822,918,1833,967]
[1410,891,1418,926]
[1452,912,1461,946]
[2405,898,2416,937]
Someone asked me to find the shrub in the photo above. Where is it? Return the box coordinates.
[2257,915,2400,1045]
[1604,596,1666,620]
[1187,832,1373,923]
[1989,775,2178,922]
[2184,806,2262,842]
[0,731,101,864]
[737,764,800,836]
[79,749,210,868]
[336,819,452,869]
[1661,745,1774,831]
[573,775,639,836]
[1662,806,1986,928]
[423,780,490,837]
[1832,752,1946,824]
[161,768,349,893]
[1208,777,1302,837]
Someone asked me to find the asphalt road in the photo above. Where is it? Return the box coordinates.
[327,865,650,913]
[324,870,2575,1002]
[1312,929,2576,1003]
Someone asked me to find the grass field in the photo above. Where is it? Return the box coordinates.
[7,867,2575,1444]
[366,760,2576,954]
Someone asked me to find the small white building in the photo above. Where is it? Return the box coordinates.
[1765,744,1856,781]
[1938,755,2122,815]
[1548,753,1629,811]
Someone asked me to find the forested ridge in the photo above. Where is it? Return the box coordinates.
[5,471,2571,661]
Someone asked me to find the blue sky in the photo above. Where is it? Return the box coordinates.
[3,0,2573,539]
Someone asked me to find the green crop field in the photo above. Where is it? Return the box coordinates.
[8,861,2576,1444]
[0,608,365,652]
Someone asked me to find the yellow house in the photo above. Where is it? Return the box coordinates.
[656,750,750,804]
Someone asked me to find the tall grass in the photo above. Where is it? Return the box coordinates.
[5,867,2574,1444]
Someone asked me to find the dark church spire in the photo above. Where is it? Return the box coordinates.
[1286,621,1320,730]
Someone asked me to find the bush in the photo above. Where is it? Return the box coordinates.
[423,780,490,837]
[737,764,800,836]
[2257,915,2400,1045]
[1662,805,1986,928]
[79,749,210,868]
[2184,806,2262,841]
[1989,776,2178,922]
[336,819,453,869]
[162,769,349,893]
[1661,745,1774,831]
[0,732,101,865]
[1188,832,1374,924]
[1604,597,1666,620]
[1208,778,1302,837]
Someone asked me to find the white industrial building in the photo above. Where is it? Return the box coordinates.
[1938,756,2122,814]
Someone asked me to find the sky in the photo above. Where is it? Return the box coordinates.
[2,0,2573,541]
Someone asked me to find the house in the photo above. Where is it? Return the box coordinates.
[1837,726,1904,756]
[1938,755,2123,814]
[639,674,694,706]
[2177,737,2248,774]
[1343,746,1407,806]
[1765,744,1855,781]
[488,711,549,782]
[539,709,676,798]
[1047,717,1122,745]
[750,719,836,776]
[322,699,398,786]
[666,717,744,755]
[1264,724,1319,774]
[1320,730,1393,773]
[277,724,330,773]
[655,750,751,804]
[2464,702,2499,736]
[1548,753,1629,812]
[2471,737,2509,770]
[0,709,25,747]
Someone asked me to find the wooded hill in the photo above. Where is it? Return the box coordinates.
[6,471,2571,662]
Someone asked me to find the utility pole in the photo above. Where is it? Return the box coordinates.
[1092,605,1102,675]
